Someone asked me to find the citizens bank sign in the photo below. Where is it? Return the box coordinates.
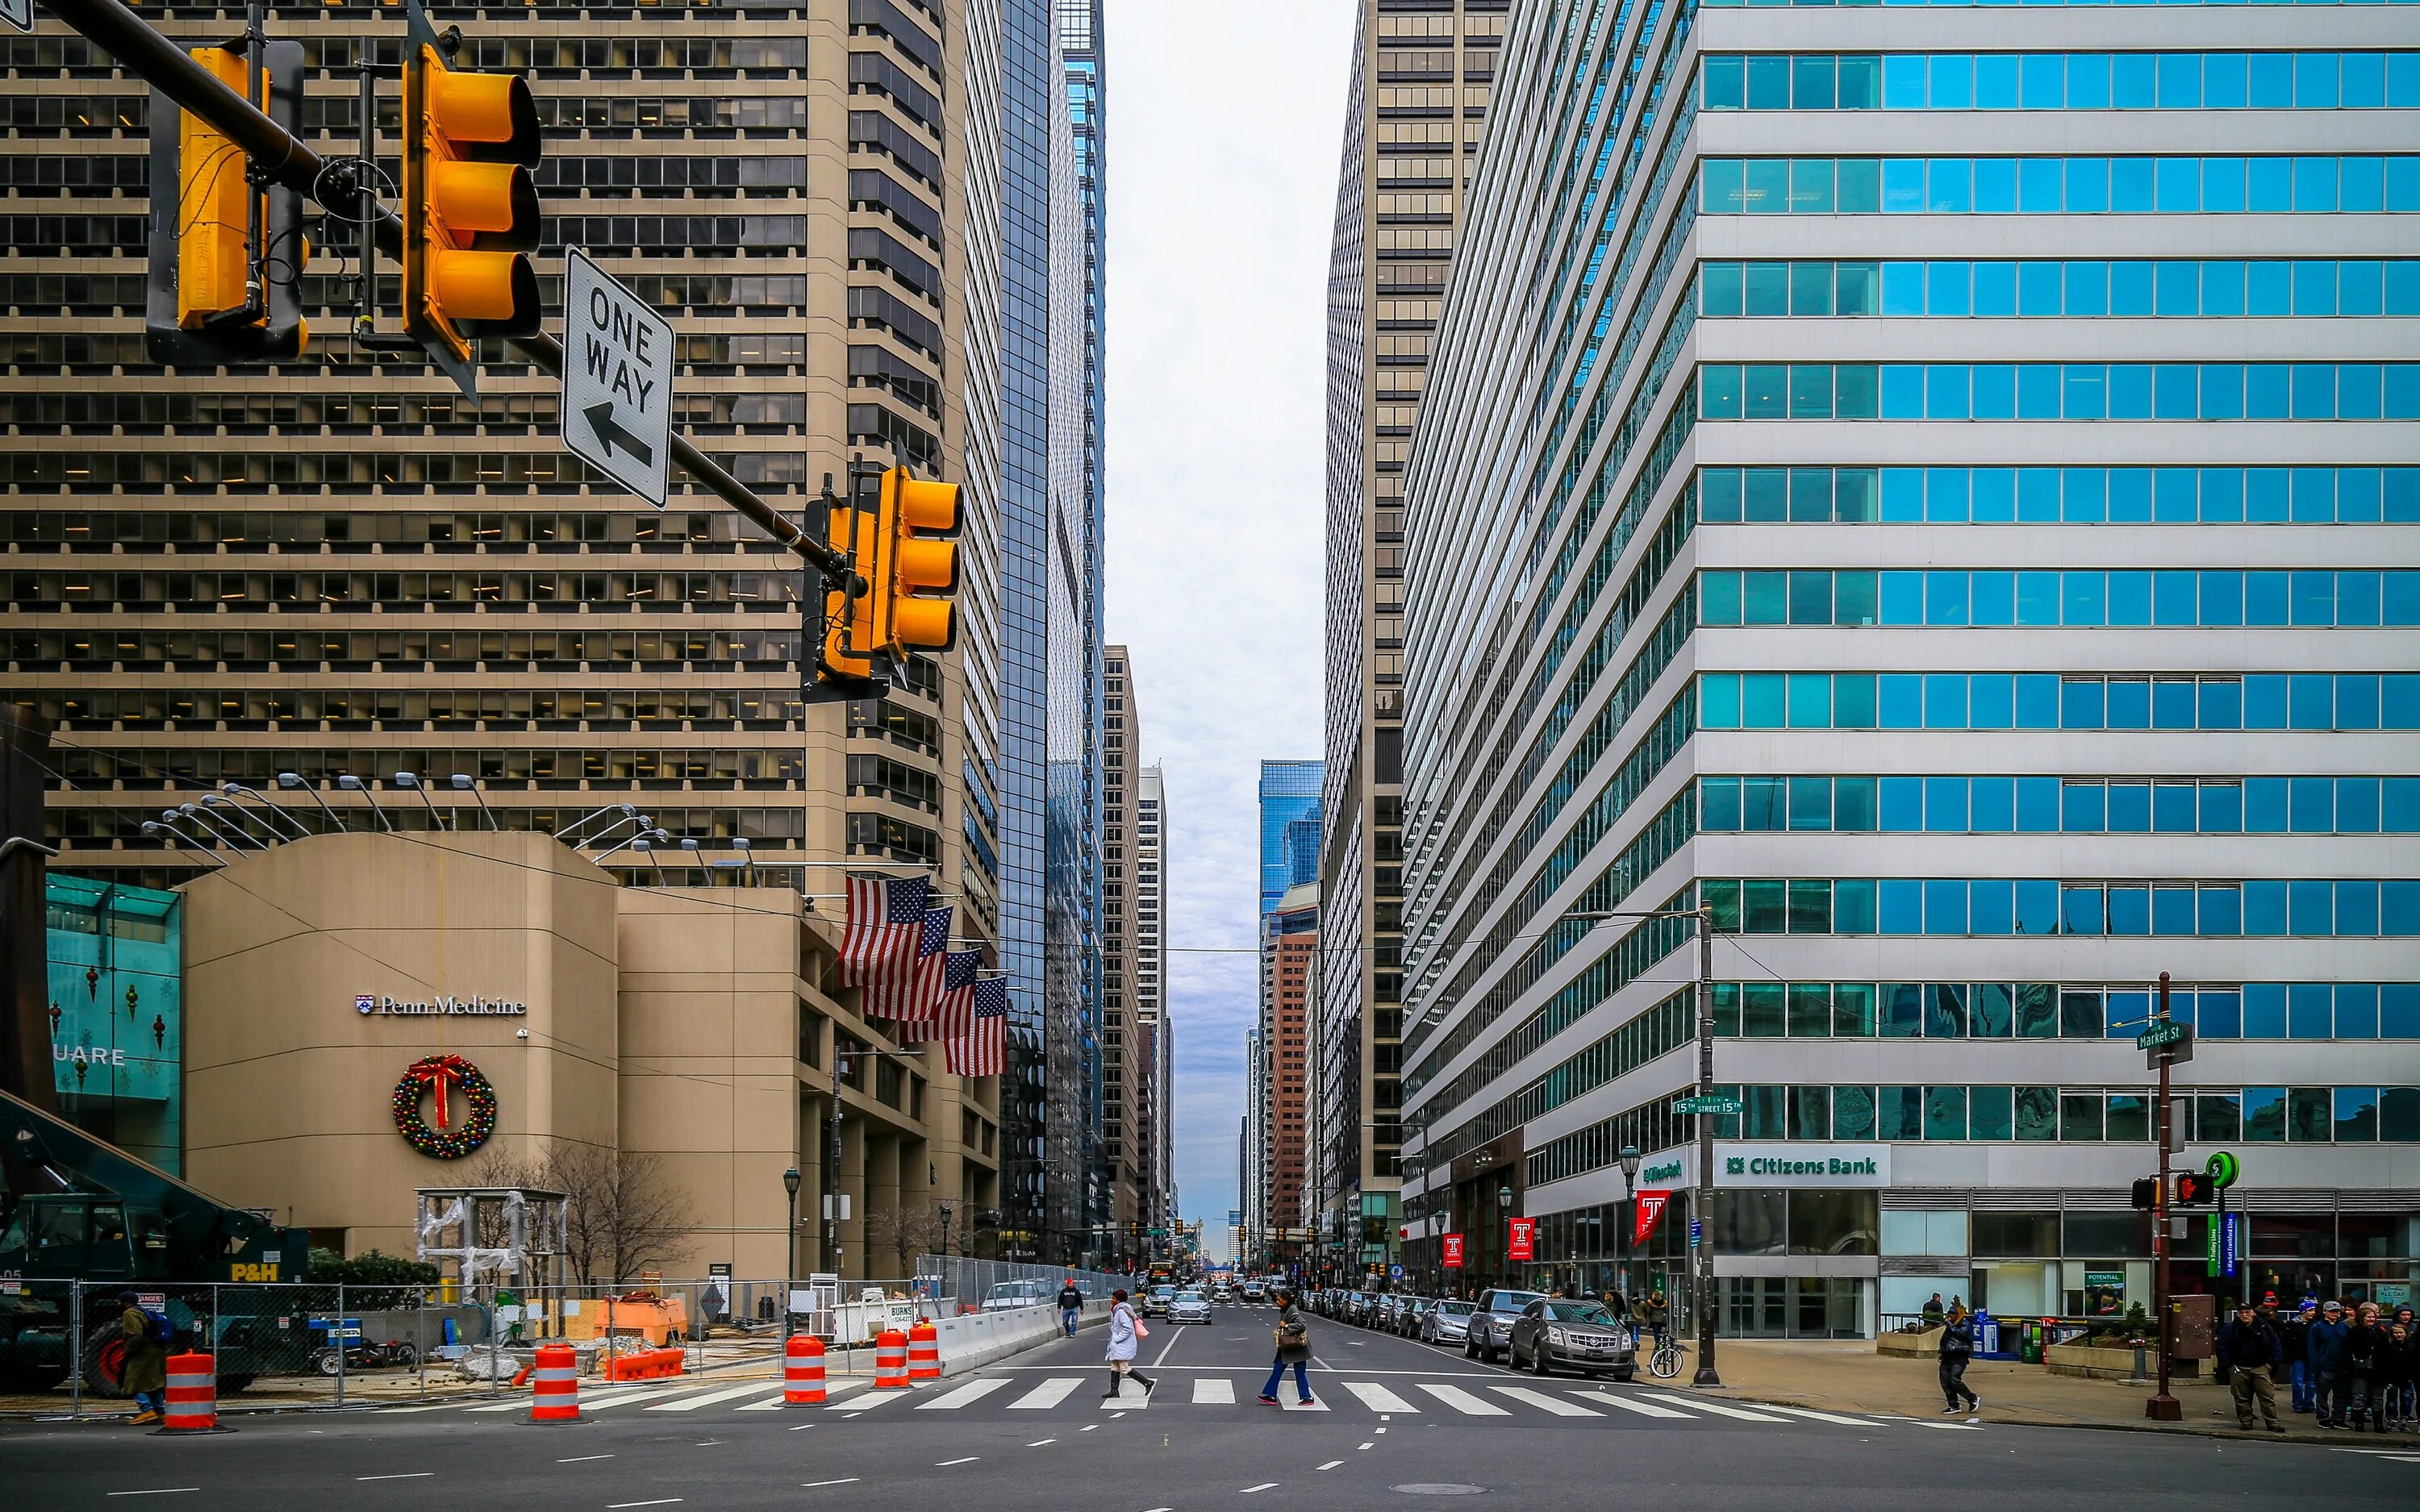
[356,993,527,1018]
[1634,1143,1892,1190]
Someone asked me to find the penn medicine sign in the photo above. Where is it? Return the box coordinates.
[356,993,528,1018]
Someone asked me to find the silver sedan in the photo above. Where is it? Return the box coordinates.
[1166,1289,1213,1324]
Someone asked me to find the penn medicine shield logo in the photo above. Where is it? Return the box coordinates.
[357,993,378,1015]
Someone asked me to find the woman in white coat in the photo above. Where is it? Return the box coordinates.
[1103,1288,1158,1401]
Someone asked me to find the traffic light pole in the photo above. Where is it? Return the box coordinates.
[2147,971,2181,1421]
[44,0,851,580]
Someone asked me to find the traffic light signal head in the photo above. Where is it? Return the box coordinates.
[145,43,309,363]
[2130,1177,2160,1210]
[2174,1173,2215,1206]
[875,467,962,654]
[403,26,542,386]
[823,503,877,682]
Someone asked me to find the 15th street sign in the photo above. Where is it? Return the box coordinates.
[1675,1095,1743,1116]
[562,248,673,508]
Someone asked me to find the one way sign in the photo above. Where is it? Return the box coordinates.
[562,248,673,508]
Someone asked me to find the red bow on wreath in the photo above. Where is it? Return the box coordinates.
[406,1054,477,1130]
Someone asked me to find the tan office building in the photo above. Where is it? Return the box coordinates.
[1316,0,1503,1272]
[1099,647,1146,1235]
[178,829,996,1278]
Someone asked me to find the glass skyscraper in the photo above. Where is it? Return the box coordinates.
[1399,0,2419,1335]
[1259,760,1327,917]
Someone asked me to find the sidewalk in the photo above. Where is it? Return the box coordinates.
[1684,1339,2387,1446]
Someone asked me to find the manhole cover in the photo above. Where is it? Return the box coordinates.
[1392,1486,1487,1497]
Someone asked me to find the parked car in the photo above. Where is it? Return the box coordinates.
[1508,1297,1636,1380]
[1423,1298,1476,1347]
[1396,1297,1433,1337]
[1141,1284,1178,1318]
[1464,1288,1546,1364]
[982,1281,1050,1312]
[1167,1289,1213,1324]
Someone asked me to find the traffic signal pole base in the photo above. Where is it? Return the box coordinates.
[2144,1393,2183,1422]
[1692,1365,1723,1387]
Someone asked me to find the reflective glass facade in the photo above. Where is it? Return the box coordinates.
[1397,0,2419,1328]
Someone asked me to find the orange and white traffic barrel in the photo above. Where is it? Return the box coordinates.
[783,1333,827,1404]
[907,1319,940,1381]
[160,1351,217,1433]
[528,1343,580,1423]
[874,1327,908,1389]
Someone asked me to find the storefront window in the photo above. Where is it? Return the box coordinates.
[1788,1191,1879,1255]
[2063,1211,2149,1257]
[1714,1190,1790,1255]
[1972,1211,2059,1257]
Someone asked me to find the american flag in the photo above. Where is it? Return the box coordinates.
[841,875,929,988]
[943,977,1009,1077]
[870,905,952,1021]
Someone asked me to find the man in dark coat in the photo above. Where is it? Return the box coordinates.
[2217,1302,2286,1431]
[2307,1299,2351,1427]
[118,1292,168,1425]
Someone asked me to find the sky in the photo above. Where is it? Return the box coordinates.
[1100,0,1358,1262]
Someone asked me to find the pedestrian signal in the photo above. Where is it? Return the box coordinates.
[2130,1177,2160,1210]
[2173,1173,2216,1206]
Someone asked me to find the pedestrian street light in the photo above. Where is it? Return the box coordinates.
[1619,1144,1642,1192]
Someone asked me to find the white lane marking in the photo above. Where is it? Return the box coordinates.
[1240,1483,1279,1494]
[1343,1382,1418,1414]
[1491,1385,1600,1417]
[1417,1382,1511,1416]
[832,1386,916,1413]
[1579,1390,1696,1420]
[1150,1327,1186,1368]
[1358,1443,1374,1451]
[1027,1438,1058,1447]
[1758,1402,1884,1427]
[108,1493,199,1499]
[801,1480,860,1489]
[607,1502,682,1509]
[935,1456,979,1467]
[1010,1377,1087,1409]
[917,1377,1015,1410]
[1660,1396,1791,1422]
[741,1378,866,1411]
[357,1472,436,1481]
[646,1380,786,1411]
[1902,1418,1986,1431]
[1082,1422,1101,1431]
[788,1423,816,1431]
[1101,1383,1151,1409]
[736,1395,791,1411]
[373,1404,461,1414]
[582,1384,712,1412]
[1316,1460,1344,1472]
[1193,1377,1237,1404]
[557,1455,615,1464]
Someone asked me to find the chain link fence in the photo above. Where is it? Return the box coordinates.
[912,1255,1129,1315]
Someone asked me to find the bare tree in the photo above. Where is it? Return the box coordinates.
[862,1200,948,1280]
[461,1143,697,1285]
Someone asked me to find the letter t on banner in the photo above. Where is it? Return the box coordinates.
[1633,1191,1671,1249]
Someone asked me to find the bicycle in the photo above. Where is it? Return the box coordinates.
[1647,1335,1688,1380]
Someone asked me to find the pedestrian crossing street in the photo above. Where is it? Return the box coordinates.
[380,1372,1981,1431]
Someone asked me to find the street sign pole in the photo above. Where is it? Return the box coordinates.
[2146,971,2182,1422]
[1692,905,1720,1387]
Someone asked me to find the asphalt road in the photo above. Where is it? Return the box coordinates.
[6,1302,2415,1509]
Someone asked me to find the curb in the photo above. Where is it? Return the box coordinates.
[1709,1387,2360,1448]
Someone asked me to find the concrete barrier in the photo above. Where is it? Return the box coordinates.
[934,1299,1111,1377]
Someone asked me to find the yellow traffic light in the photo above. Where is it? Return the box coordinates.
[177,48,252,330]
[403,35,541,378]
[824,503,877,681]
[874,466,961,654]
[146,42,308,362]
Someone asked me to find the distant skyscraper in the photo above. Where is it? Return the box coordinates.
[1099,647,1146,1237]
[1137,764,1173,1230]
[1258,760,1325,917]
[1317,0,1503,1283]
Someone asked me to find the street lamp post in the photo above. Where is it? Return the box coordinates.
[1563,902,1721,1386]
[1497,1185,1513,1289]
[781,1166,801,1342]
[939,1202,953,1268]
[1618,1143,1642,1302]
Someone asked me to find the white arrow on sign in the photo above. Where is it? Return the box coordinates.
[2,1,32,35]
[561,248,674,509]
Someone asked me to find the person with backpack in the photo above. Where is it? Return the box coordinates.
[1938,1301,1980,1414]
[2217,1301,2286,1432]
[117,1291,169,1425]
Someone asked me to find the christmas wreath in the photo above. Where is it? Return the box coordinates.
[391,1054,497,1159]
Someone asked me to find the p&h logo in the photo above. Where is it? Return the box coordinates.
[357,994,378,1015]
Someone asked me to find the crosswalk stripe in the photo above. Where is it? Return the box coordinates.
[1009,1377,1087,1410]
[919,1378,1015,1410]
[1579,1391,1696,1419]
[1342,1382,1419,1414]
[1193,1378,1237,1405]
[1490,1386,1600,1417]
[1654,1395,1792,1422]
[732,1394,791,1411]
[832,1386,916,1413]
[1757,1403,1881,1427]
[1280,1391,1329,1411]
[585,1384,716,1412]
[741,1378,866,1411]
[647,1380,786,1411]
[1101,1381,1150,1409]
[1417,1383,1511,1417]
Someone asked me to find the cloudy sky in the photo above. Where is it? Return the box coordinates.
[1100,0,1358,1260]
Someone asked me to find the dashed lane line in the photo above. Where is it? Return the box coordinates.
[106,1493,198,1499]
[801,1480,861,1489]
[1240,1483,1279,1494]
[357,1472,436,1481]
[1316,1460,1344,1471]
[935,1457,979,1467]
